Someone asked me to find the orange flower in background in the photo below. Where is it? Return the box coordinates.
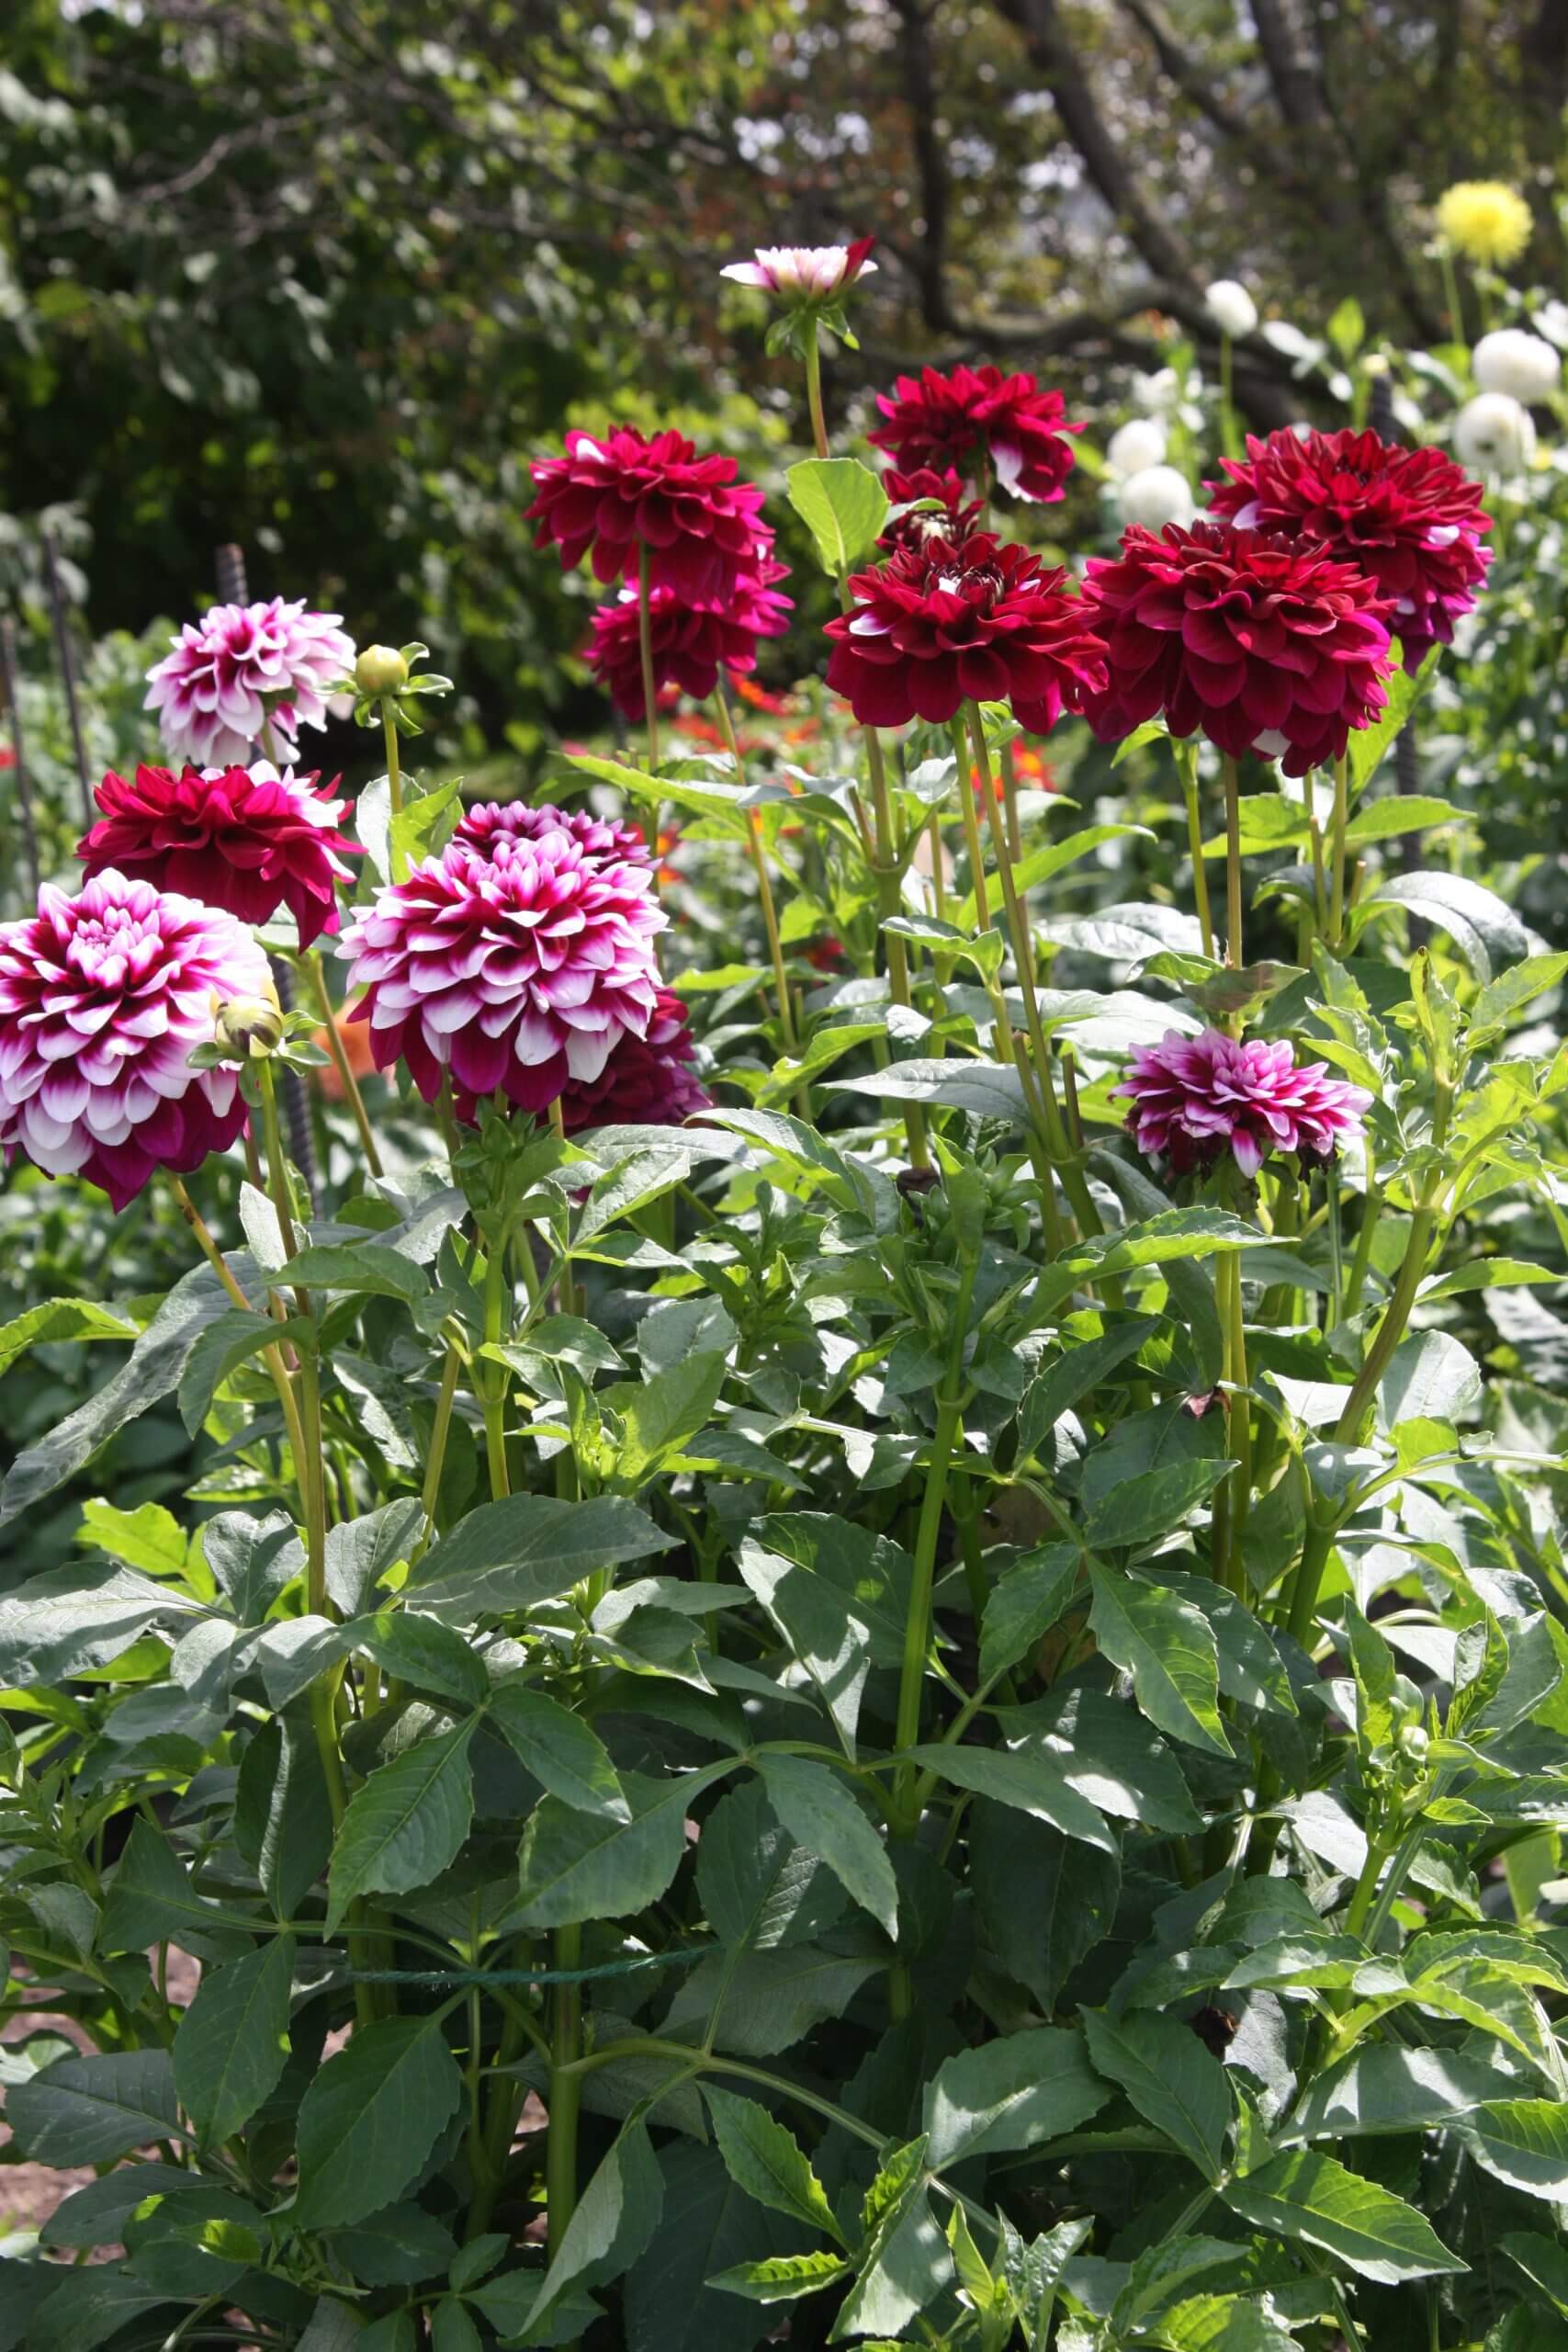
[970,741,1058,800]
[732,676,795,716]
[312,1010,377,1102]
[655,826,682,887]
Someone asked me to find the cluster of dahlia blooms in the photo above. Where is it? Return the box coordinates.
[870,364,1081,504]
[585,536,792,720]
[1115,1029,1370,1180]
[146,597,355,766]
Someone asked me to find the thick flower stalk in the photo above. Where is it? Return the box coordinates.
[585,540,792,720]
[79,761,358,949]
[1207,426,1492,673]
[340,832,666,1122]
[145,597,355,765]
[1115,1028,1370,1179]
[869,365,1081,503]
[557,988,711,1133]
[1080,519,1393,775]
[526,426,767,603]
[823,533,1107,731]
[0,870,271,1208]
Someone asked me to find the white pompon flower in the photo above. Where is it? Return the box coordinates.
[1204,279,1258,339]
[1472,328,1561,401]
[1453,391,1536,476]
[719,239,877,302]
[1106,418,1168,479]
[1533,300,1568,351]
[1117,464,1197,531]
[1133,366,1181,413]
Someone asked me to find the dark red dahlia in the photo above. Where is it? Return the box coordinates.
[1206,427,1492,674]
[584,539,793,721]
[1114,1029,1370,1179]
[868,366,1081,503]
[527,426,767,603]
[78,761,357,949]
[454,799,650,867]
[1079,520,1393,776]
[558,988,711,1134]
[823,533,1107,732]
[877,468,986,555]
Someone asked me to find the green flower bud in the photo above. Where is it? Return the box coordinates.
[355,643,410,696]
[1398,1722,1429,1768]
[211,992,284,1062]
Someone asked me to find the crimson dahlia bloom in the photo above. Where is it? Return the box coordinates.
[558,988,711,1134]
[1115,1028,1370,1179]
[1207,427,1492,673]
[145,597,354,766]
[340,834,665,1123]
[79,761,357,949]
[878,468,986,555]
[869,366,1081,503]
[527,427,766,603]
[585,540,792,721]
[1080,520,1393,776]
[454,799,650,867]
[0,871,270,1210]
[824,534,1107,731]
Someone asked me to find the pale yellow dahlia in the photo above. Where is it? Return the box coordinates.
[1436,180,1533,267]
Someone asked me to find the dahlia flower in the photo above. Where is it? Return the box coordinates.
[720,239,876,300]
[453,799,650,868]
[526,427,767,603]
[1436,181,1533,268]
[1207,426,1492,673]
[1080,519,1393,776]
[869,366,1081,503]
[1204,280,1258,339]
[823,533,1108,732]
[340,833,665,1123]
[1114,1029,1370,1179]
[1107,418,1168,479]
[584,538,792,721]
[1472,327,1561,401]
[558,988,711,1134]
[0,871,270,1210]
[1118,465,1197,533]
[145,598,355,767]
[877,468,986,555]
[1453,392,1536,477]
[78,761,357,949]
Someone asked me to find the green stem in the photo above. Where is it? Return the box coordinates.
[637,543,660,774]
[802,319,830,459]
[481,1238,512,1501]
[301,951,382,1177]
[864,724,931,1171]
[1220,1247,1252,1600]
[382,703,405,879]
[893,1260,976,1828]
[1179,747,1215,960]
[546,1920,584,2269]
[416,1340,464,1550]
[1222,753,1244,1023]
[1341,1179,1379,1322]
[713,686,797,1055]
[1328,755,1349,947]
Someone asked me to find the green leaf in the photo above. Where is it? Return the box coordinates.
[173,1935,295,2146]
[1360,870,1529,982]
[326,2202,458,2285]
[431,2301,481,2352]
[293,2013,465,2230]
[490,1679,629,1820]
[0,1559,200,1689]
[626,2141,795,2352]
[514,1764,729,1928]
[969,1802,1121,2007]
[1279,2044,1525,2146]
[76,1498,196,1583]
[1083,1458,1233,1551]
[903,1741,1111,1849]
[324,1498,427,1614]
[1349,650,1437,792]
[177,1307,300,1435]
[1503,2231,1568,2315]
[7,2050,181,2165]
[756,1752,897,1936]
[1087,1568,1231,1755]
[100,1816,232,1951]
[953,825,1153,933]
[978,1546,1082,1686]
[1459,2101,1568,2199]
[0,1295,136,1377]
[827,1057,1028,1120]
[1469,952,1568,1041]
[533,2121,665,2329]
[694,1780,844,1954]
[661,1948,880,2058]
[23,2267,176,2352]
[1223,2149,1466,2283]
[282,1241,431,1299]
[404,1494,677,1621]
[326,1722,476,1931]
[784,457,887,574]
[354,1608,490,1709]
[1344,795,1465,844]
[602,1352,728,1489]
[205,1507,304,1624]
[922,2027,1107,2167]
[1014,1318,1160,1465]
[703,2086,844,2243]
[710,2250,852,2303]
[1082,2009,1231,2182]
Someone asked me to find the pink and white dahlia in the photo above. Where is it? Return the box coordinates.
[1114,1029,1370,1179]
[145,597,355,766]
[558,988,711,1134]
[0,871,270,1210]
[79,761,357,949]
[341,833,666,1123]
[453,799,650,868]
[720,238,877,300]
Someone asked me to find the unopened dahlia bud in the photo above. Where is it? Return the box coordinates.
[1472,327,1561,401]
[1204,279,1258,339]
[355,644,411,696]
[1453,390,1536,475]
[212,990,285,1062]
[1117,464,1196,532]
[1106,418,1167,479]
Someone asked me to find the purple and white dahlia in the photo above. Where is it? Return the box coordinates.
[1114,1028,1370,1179]
[341,831,666,1123]
[452,799,651,869]
[145,597,355,766]
[0,871,270,1209]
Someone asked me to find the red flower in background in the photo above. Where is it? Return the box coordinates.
[1115,1029,1370,1179]
[1079,520,1393,776]
[824,534,1107,732]
[869,367,1081,503]
[79,761,357,949]
[585,537,792,721]
[558,988,711,1132]
[878,467,986,554]
[527,427,766,603]
[1206,427,1492,673]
